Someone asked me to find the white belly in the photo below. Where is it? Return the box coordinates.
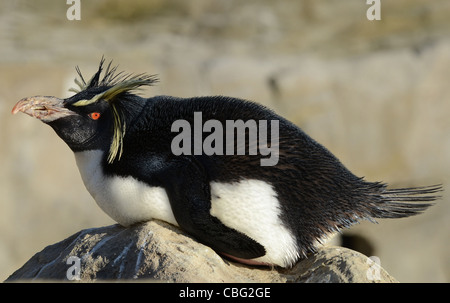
[74,150,177,227]
[210,180,299,267]
[74,150,298,267]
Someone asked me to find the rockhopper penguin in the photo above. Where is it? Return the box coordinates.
[12,58,441,267]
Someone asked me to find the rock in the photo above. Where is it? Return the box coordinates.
[2,1,449,283]
[5,220,397,283]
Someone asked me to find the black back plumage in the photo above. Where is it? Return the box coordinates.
[104,93,441,257]
[17,59,440,263]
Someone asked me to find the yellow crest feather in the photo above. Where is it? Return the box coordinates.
[69,58,159,163]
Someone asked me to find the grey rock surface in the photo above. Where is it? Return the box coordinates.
[6,220,396,283]
[1,1,448,283]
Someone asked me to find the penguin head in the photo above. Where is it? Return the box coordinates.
[12,58,158,163]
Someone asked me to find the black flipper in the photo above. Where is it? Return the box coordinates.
[160,157,266,259]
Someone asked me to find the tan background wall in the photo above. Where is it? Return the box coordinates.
[0,0,449,282]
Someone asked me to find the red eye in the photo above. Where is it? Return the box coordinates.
[89,112,101,120]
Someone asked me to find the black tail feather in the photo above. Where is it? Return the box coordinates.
[367,184,442,219]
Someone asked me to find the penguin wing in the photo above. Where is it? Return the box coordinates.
[157,156,266,260]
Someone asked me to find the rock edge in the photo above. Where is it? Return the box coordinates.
[6,220,397,283]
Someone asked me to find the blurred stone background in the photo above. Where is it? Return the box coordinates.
[0,0,449,282]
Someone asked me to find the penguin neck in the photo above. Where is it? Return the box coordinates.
[113,95,148,130]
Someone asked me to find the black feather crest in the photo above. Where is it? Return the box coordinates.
[69,57,159,97]
[70,57,159,163]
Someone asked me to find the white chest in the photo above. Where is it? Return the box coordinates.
[74,150,298,267]
[74,150,178,227]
